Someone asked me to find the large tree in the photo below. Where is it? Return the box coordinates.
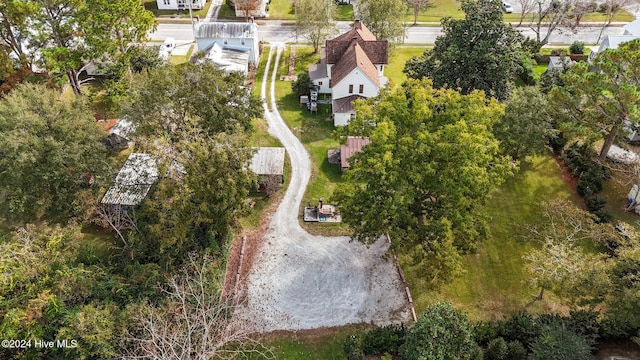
[0,0,37,67]
[405,0,431,25]
[551,39,640,162]
[123,62,263,140]
[294,0,338,53]
[527,0,577,50]
[403,0,524,101]
[355,0,407,43]
[333,79,512,284]
[0,84,106,223]
[27,0,155,95]
[399,302,477,360]
[493,86,555,161]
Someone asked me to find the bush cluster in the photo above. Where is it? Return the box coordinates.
[562,142,612,222]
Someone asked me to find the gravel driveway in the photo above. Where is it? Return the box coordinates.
[234,44,411,332]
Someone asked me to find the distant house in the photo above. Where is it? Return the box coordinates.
[546,56,574,73]
[249,147,285,191]
[589,35,640,64]
[194,22,260,66]
[624,19,640,36]
[200,42,251,75]
[156,0,205,11]
[340,136,370,171]
[309,20,388,126]
[107,118,136,149]
[100,153,159,230]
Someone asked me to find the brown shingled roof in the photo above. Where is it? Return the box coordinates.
[332,19,377,42]
[341,136,371,169]
[325,20,388,65]
[330,40,381,88]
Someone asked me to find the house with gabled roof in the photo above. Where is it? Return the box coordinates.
[589,35,640,64]
[308,20,388,126]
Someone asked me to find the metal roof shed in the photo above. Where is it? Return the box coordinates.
[249,147,285,176]
[101,153,159,206]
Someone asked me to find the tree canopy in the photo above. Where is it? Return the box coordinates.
[333,79,512,285]
[0,83,107,223]
[294,0,338,53]
[355,0,406,43]
[399,302,477,360]
[551,38,640,162]
[493,86,555,161]
[403,0,524,100]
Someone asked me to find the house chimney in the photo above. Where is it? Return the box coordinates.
[354,19,361,29]
[318,198,323,209]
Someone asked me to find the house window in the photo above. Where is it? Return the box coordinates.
[350,113,356,120]
[348,84,353,94]
[164,0,170,4]
[359,84,364,94]
[318,81,322,85]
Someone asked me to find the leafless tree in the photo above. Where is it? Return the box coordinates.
[528,0,577,50]
[596,0,631,43]
[235,0,262,22]
[405,0,432,25]
[515,0,538,26]
[121,253,273,360]
[262,175,282,198]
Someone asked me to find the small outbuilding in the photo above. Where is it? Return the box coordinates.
[340,136,370,171]
[99,153,159,230]
[107,118,136,148]
[249,147,285,192]
[546,56,574,73]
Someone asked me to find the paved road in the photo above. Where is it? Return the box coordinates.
[233,44,411,332]
[150,21,626,45]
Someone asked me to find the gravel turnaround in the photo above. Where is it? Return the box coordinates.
[234,44,411,332]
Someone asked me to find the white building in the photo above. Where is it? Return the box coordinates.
[589,35,640,64]
[156,0,205,11]
[309,20,388,126]
[194,22,260,66]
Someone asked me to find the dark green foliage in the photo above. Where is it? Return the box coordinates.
[485,337,508,360]
[567,309,601,346]
[474,321,498,346]
[362,324,406,355]
[517,52,536,86]
[561,142,612,222]
[549,131,567,153]
[569,41,585,55]
[530,324,592,360]
[291,72,315,98]
[0,84,107,223]
[539,68,566,94]
[344,334,365,360]
[493,86,554,161]
[498,311,541,348]
[399,302,477,360]
[403,0,525,100]
[505,341,527,360]
[599,314,638,340]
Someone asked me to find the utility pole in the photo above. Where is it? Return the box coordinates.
[188,0,195,35]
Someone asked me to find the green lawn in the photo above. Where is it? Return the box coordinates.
[267,0,295,19]
[336,4,355,21]
[386,47,427,86]
[401,154,579,322]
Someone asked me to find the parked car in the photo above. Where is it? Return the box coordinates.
[502,2,513,13]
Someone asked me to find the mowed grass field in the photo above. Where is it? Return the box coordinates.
[401,155,579,321]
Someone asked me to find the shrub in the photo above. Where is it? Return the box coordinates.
[474,321,498,346]
[584,194,606,212]
[569,41,585,55]
[530,324,592,360]
[549,131,567,153]
[291,72,314,98]
[485,337,508,360]
[567,309,601,346]
[498,311,541,348]
[344,334,364,360]
[362,324,406,355]
[506,340,527,359]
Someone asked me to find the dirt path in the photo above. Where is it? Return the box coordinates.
[233,44,411,332]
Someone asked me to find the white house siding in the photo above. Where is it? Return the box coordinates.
[331,68,379,100]
[334,112,352,127]
[312,76,330,93]
[157,0,205,10]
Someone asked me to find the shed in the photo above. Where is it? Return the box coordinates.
[340,136,370,171]
[546,56,574,73]
[107,118,136,148]
[249,147,285,192]
[99,153,159,230]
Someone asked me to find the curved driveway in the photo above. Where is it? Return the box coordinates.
[235,44,411,332]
